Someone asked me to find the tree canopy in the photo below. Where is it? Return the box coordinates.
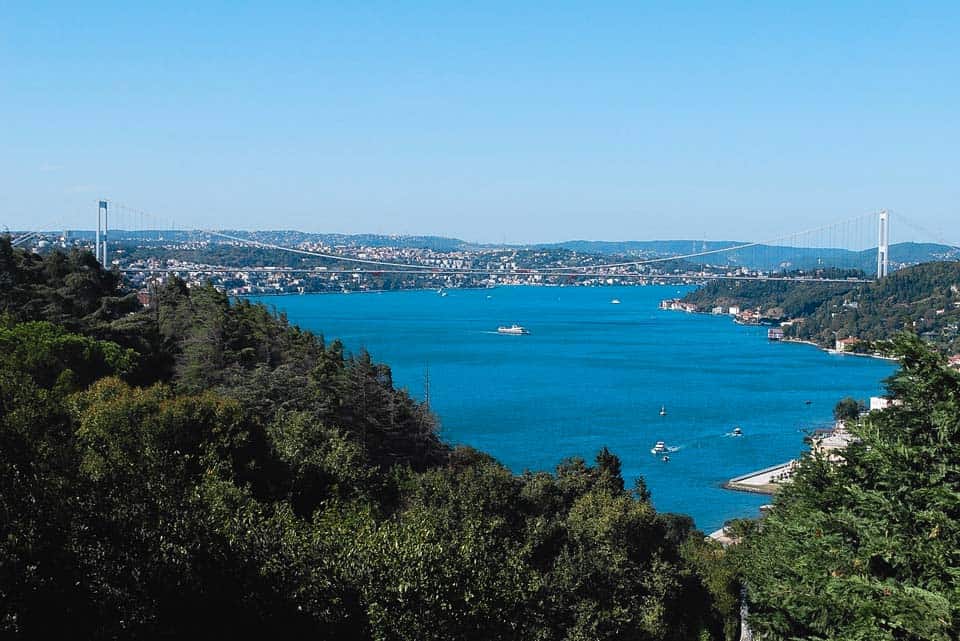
[0,238,735,640]
[681,262,960,352]
[741,334,960,640]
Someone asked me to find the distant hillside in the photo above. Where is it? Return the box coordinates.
[680,270,861,319]
[220,231,477,252]
[681,261,960,352]
[539,240,959,272]
[790,261,960,351]
[36,229,960,272]
[535,239,743,257]
[56,230,478,252]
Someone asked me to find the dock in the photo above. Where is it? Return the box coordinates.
[724,460,796,495]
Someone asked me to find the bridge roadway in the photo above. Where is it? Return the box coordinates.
[118,267,873,283]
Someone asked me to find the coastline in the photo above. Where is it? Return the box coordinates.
[236,285,501,298]
[659,307,899,364]
[235,280,699,298]
[781,337,898,362]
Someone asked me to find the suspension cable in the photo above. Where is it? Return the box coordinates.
[538,212,878,271]
[201,229,438,270]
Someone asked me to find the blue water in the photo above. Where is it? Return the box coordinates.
[252,285,895,532]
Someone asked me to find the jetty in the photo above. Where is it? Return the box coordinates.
[724,460,796,495]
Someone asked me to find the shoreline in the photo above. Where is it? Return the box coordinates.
[235,281,699,298]
[237,285,501,298]
[660,307,899,364]
[780,337,898,362]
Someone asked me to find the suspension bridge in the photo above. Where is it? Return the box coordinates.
[7,203,959,287]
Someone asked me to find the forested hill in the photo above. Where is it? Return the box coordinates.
[681,262,960,352]
[0,236,739,640]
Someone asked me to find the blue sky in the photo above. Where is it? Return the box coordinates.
[2,1,957,243]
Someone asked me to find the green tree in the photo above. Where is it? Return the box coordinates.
[832,396,864,423]
[741,334,960,640]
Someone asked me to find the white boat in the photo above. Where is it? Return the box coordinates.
[659,405,667,416]
[651,441,668,454]
[732,426,743,436]
[611,298,621,304]
[497,324,529,335]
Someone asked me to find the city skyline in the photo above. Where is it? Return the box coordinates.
[2,2,958,244]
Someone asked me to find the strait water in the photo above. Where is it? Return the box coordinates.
[252,285,895,532]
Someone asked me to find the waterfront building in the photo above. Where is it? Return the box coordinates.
[870,396,894,411]
[835,337,861,352]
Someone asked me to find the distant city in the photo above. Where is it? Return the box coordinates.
[8,228,960,297]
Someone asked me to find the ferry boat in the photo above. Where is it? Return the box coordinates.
[497,324,529,335]
[651,441,668,454]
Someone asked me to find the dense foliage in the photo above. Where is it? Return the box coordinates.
[682,262,960,352]
[0,237,736,640]
[680,269,862,319]
[790,262,960,352]
[741,334,960,640]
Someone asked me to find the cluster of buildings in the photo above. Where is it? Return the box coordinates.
[108,240,714,296]
[660,298,789,327]
[658,298,698,313]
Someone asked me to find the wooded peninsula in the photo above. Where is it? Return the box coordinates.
[680,262,960,354]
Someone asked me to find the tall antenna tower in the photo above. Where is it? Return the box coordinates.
[877,209,889,279]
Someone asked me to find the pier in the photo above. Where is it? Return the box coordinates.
[724,460,796,495]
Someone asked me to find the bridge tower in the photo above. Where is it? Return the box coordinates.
[97,200,109,266]
[877,209,889,279]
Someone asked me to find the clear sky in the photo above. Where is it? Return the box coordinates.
[2,1,957,244]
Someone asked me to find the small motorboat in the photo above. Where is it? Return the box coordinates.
[659,405,667,416]
[732,426,743,437]
[497,324,530,335]
[611,298,621,304]
[651,441,668,455]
